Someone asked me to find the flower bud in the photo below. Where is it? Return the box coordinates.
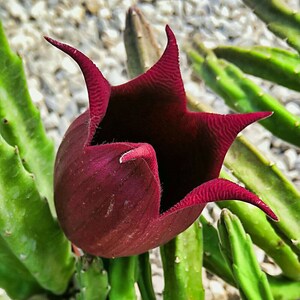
[46,26,277,258]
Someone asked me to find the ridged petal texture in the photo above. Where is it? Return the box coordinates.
[46,26,277,258]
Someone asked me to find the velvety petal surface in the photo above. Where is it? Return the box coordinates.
[54,112,162,256]
[85,178,277,257]
[46,26,277,258]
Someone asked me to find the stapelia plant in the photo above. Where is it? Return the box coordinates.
[45,26,277,258]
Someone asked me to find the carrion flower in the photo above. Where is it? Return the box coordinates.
[45,26,277,258]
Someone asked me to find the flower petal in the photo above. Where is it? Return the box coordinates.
[120,143,159,182]
[44,36,111,144]
[191,111,272,180]
[112,25,186,109]
[156,111,272,212]
[114,178,277,256]
[54,113,161,257]
[163,178,278,221]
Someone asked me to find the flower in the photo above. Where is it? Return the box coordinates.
[45,26,277,258]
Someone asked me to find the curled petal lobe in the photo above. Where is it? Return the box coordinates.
[120,143,159,182]
[117,179,277,257]
[44,36,111,144]
[191,111,272,180]
[112,25,186,109]
[164,178,278,221]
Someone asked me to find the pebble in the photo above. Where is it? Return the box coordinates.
[29,87,44,106]
[45,95,68,115]
[209,280,226,299]
[44,112,59,130]
[104,68,127,85]
[261,262,281,276]
[86,0,103,15]
[61,56,79,75]
[58,116,70,136]
[99,7,112,19]
[286,101,300,116]
[152,275,164,296]
[39,103,49,120]
[295,156,300,171]
[275,159,288,172]
[62,6,85,24]
[73,90,88,108]
[47,129,62,148]
[288,169,299,180]
[185,81,203,99]
[284,148,298,170]
[30,1,47,19]
[254,245,265,263]
[45,96,58,112]
[7,1,28,22]
[64,100,78,122]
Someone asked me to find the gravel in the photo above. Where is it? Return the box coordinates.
[0,0,299,299]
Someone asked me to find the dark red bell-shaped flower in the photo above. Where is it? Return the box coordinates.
[45,26,277,258]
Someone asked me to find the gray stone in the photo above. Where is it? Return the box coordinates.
[64,100,78,122]
[44,112,59,130]
[286,101,300,116]
[30,1,47,19]
[284,148,298,170]
[73,90,88,108]
[7,1,28,22]
[58,116,70,136]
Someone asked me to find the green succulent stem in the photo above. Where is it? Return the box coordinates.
[75,255,109,300]
[188,42,300,147]
[200,215,235,286]
[0,21,55,212]
[0,22,74,296]
[268,275,300,300]
[218,209,274,300]
[124,6,161,79]
[224,135,300,259]
[242,0,300,53]
[0,235,42,300]
[0,135,74,294]
[137,253,156,300]
[214,46,300,92]
[160,222,205,300]
[200,214,300,300]
[219,170,300,280]
[108,256,138,300]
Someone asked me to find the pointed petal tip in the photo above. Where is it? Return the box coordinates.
[165,25,176,43]
[44,36,78,57]
[45,35,111,144]
[44,36,62,48]
[264,206,279,222]
[255,200,278,221]
[240,111,273,124]
[256,111,273,120]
